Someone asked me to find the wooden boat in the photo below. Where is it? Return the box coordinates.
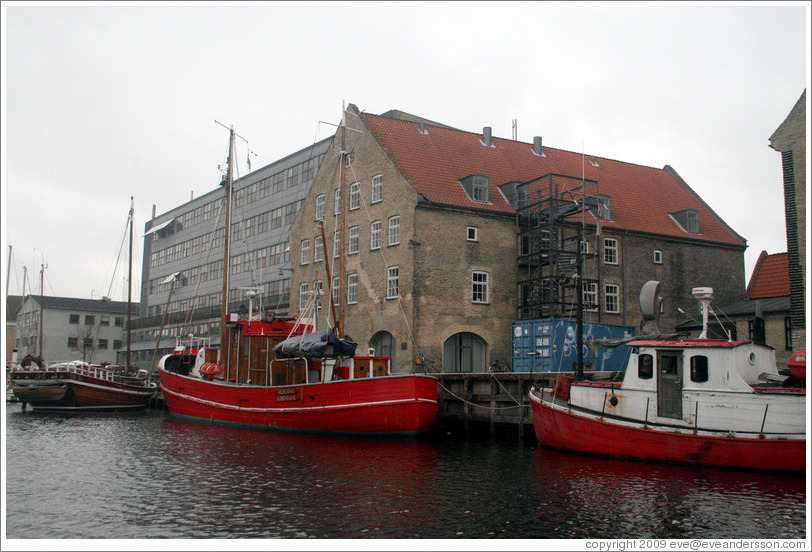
[157,125,438,436]
[528,283,806,472]
[11,361,157,411]
[10,200,158,412]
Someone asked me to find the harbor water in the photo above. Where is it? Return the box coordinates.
[3,407,808,541]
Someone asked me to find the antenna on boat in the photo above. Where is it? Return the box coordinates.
[692,287,713,339]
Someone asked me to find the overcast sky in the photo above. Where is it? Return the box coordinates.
[2,1,809,305]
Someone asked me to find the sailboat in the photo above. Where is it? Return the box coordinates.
[11,199,158,411]
[156,125,438,435]
[528,281,806,472]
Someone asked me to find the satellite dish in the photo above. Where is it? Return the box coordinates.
[639,280,663,337]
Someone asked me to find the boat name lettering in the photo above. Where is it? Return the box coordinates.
[277,388,299,395]
[276,395,300,402]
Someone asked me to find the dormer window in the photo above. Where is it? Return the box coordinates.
[460,174,490,204]
[670,209,700,234]
[498,181,529,209]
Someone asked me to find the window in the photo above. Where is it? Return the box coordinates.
[472,271,489,304]
[85,315,95,326]
[583,282,598,312]
[68,337,78,348]
[653,250,663,264]
[83,338,93,348]
[69,314,79,324]
[300,239,311,265]
[115,317,124,327]
[467,227,478,242]
[690,355,709,383]
[345,153,354,167]
[370,221,382,250]
[603,238,618,264]
[334,188,341,215]
[638,354,653,379]
[472,176,489,202]
[332,277,340,308]
[388,216,400,246]
[98,339,108,350]
[605,284,619,313]
[347,274,358,304]
[314,236,324,262]
[349,226,360,254]
[333,231,341,258]
[460,174,490,203]
[670,209,700,234]
[100,316,110,326]
[371,174,383,203]
[315,194,325,220]
[113,340,122,349]
[350,182,361,210]
[387,267,399,299]
[299,283,309,312]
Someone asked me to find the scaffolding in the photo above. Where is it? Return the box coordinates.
[516,173,608,321]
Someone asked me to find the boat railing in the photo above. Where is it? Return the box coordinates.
[173,334,212,353]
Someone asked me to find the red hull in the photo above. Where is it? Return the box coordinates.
[529,391,806,472]
[159,368,438,435]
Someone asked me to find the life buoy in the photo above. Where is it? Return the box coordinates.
[199,363,224,380]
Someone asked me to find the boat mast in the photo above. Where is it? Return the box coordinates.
[219,125,236,375]
[337,103,347,338]
[318,221,338,329]
[127,197,134,368]
[38,262,44,359]
[5,246,11,300]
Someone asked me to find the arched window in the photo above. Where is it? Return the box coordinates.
[443,332,487,373]
[370,331,396,366]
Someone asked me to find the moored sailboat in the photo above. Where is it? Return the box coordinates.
[157,125,438,435]
[11,199,158,411]
[528,282,806,472]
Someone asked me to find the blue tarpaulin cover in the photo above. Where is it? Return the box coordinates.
[273,330,358,359]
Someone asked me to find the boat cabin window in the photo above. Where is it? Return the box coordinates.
[690,355,709,383]
[638,354,653,379]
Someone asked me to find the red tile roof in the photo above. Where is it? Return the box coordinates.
[359,111,745,246]
[746,251,790,299]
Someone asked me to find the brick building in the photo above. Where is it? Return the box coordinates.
[769,89,806,351]
[289,105,747,374]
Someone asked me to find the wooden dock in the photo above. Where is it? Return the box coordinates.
[432,372,562,441]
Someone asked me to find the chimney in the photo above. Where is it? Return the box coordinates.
[152,204,157,219]
[419,122,428,135]
[481,126,493,147]
[532,136,545,157]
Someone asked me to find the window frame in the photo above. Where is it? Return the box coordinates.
[388,216,401,246]
[467,227,478,242]
[472,271,489,304]
[315,194,325,221]
[605,284,620,314]
[349,182,361,210]
[300,239,311,265]
[386,266,399,299]
[603,237,619,265]
[370,221,382,250]
[371,174,383,204]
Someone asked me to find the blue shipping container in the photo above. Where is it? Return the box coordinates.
[512,318,634,373]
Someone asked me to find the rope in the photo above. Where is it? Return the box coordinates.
[435,378,524,411]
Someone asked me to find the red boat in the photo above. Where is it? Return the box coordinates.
[529,284,806,472]
[158,317,438,435]
[157,126,438,436]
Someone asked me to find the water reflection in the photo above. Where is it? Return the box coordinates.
[528,447,807,539]
[4,410,807,539]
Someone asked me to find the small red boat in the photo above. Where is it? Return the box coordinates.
[529,284,806,472]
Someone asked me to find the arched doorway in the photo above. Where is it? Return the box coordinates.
[370,331,396,366]
[443,332,486,373]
